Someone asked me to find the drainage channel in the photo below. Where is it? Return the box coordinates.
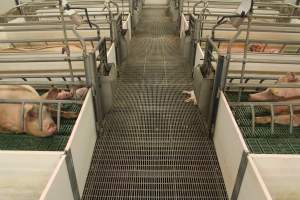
[82,8,228,200]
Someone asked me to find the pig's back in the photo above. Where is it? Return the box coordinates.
[0,85,40,100]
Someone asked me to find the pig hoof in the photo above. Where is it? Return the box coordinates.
[255,117,271,124]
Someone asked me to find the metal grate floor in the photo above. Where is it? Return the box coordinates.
[83,8,227,199]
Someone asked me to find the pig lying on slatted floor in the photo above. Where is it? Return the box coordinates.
[249,72,300,126]
[0,85,79,137]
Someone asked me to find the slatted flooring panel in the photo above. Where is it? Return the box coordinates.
[82,8,227,200]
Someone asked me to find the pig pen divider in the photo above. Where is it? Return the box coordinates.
[180,0,300,62]
[0,1,138,199]
[189,8,300,197]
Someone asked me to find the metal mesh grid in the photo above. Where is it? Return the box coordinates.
[227,91,300,154]
[83,8,227,200]
[0,102,81,151]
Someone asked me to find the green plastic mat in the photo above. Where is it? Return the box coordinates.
[0,102,81,151]
[226,91,300,154]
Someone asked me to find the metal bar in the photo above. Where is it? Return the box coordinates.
[231,151,249,200]
[200,37,300,45]
[39,102,43,131]
[250,105,255,135]
[0,56,84,63]
[0,37,109,44]
[0,26,110,32]
[227,83,300,89]
[0,74,85,79]
[229,58,300,65]
[290,104,293,134]
[271,105,274,134]
[230,102,300,106]
[0,81,85,86]
[57,103,61,132]
[0,99,82,104]
[0,20,109,26]
[220,29,243,91]
[227,75,278,81]
[20,102,25,132]
[238,16,252,102]
[87,52,103,133]
[208,55,225,138]
[58,0,74,83]
[65,150,81,200]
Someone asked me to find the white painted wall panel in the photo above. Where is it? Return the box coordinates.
[0,151,61,200]
[252,154,300,200]
[238,157,272,200]
[40,155,74,200]
[214,92,249,198]
[65,90,97,196]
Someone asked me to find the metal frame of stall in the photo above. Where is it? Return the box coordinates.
[0,0,135,198]
[195,10,300,199]
[179,0,300,65]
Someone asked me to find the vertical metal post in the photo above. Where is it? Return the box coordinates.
[202,38,213,77]
[208,55,225,138]
[238,16,252,102]
[86,52,103,134]
[112,14,122,66]
[190,15,201,67]
[129,0,134,30]
[177,0,183,28]
[58,0,75,83]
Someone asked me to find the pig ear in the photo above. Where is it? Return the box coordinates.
[26,105,38,121]
[287,72,298,82]
[43,88,59,100]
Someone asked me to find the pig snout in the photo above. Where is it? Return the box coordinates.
[46,122,57,135]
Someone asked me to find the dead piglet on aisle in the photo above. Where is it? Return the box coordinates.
[182,90,197,105]
[0,85,78,137]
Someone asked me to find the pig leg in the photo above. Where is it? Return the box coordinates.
[73,87,88,100]
[248,89,281,102]
[47,107,78,119]
[256,114,300,127]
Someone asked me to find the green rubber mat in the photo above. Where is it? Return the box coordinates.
[226,91,300,154]
[0,102,81,151]
[246,137,300,154]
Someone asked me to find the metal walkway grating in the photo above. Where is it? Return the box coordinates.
[83,8,227,199]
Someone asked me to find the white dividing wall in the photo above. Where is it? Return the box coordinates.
[213,92,249,198]
[40,155,74,200]
[251,154,300,200]
[180,14,189,39]
[0,151,62,200]
[194,44,204,67]
[238,157,272,200]
[65,90,97,197]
